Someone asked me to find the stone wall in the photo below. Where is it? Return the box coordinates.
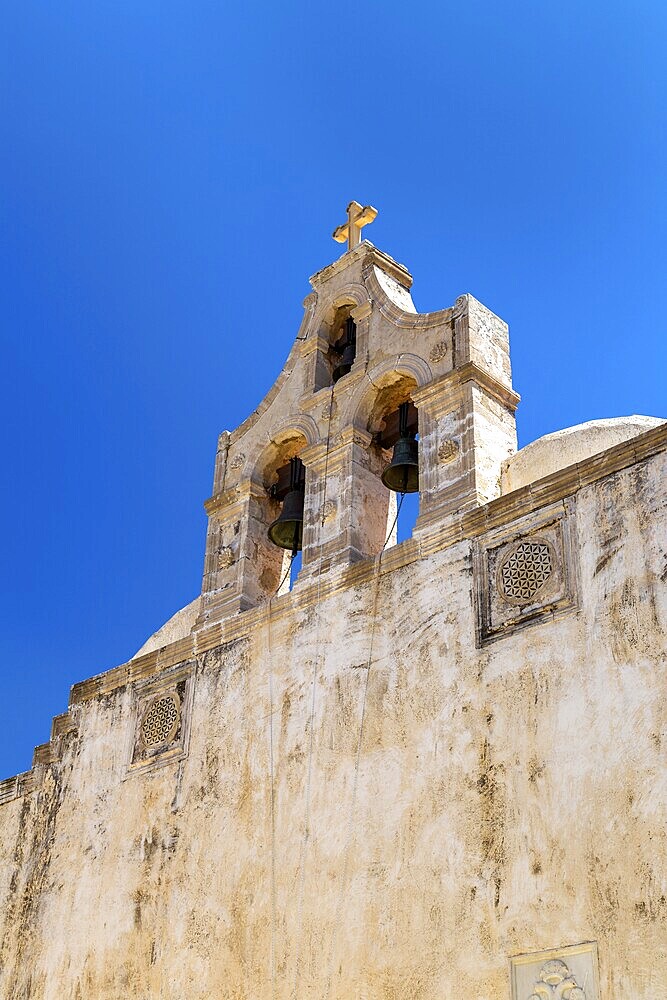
[0,428,665,1000]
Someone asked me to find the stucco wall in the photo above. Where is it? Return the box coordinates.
[0,447,665,1000]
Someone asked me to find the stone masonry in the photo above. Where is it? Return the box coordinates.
[0,236,665,999]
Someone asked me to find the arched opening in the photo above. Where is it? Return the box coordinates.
[313,304,358,391]
[365,374,421,552]
[375,400,420,546]
[268,455,305,592]
[254,430,310,596]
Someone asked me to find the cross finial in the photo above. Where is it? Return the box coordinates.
[332,201,378,251]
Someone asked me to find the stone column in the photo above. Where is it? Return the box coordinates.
[196,478,285,626]
[413,364,519,534]
[348,300,373,372]
[300,332,331,395]
[299,426,390,578]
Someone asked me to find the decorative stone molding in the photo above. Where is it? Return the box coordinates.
[217,546,235,569]
[497,538,555,605]
[126,661,195,776]
[437,438,459,464]
[140,693,181,749]
[527,959,586,998]
[313,241,412,291]
[341,353,434,429]
[320,499,336,523]
[474,500,579,645]
[510,943,599,1000]
[429,340,448,363]
[259,414,320,457]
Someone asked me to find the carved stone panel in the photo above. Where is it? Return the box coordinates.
[126,661,195,776]
[498,538,555,605]
[510,942,599,1000]
[474,500,579,644]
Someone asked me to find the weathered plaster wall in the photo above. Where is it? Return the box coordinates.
[0,447,665,1000]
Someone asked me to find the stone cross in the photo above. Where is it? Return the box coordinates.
[332,201,378,251]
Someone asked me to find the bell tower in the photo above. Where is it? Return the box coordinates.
[196,206,519,628]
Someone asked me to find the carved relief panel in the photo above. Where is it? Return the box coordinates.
[126,661,195,775]
[474,499,579,644]
[510,943,599,1000]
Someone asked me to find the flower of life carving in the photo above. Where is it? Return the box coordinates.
[141,694,180,749]
[498,539,554,605]
[528,959,586,999]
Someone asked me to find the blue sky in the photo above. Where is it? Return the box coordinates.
[1,1,665,779]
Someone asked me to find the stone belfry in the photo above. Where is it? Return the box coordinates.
[197,202,518,627]
[0,203,665,1000]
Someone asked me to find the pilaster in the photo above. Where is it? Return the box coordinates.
[197,478,284,626]
[414,363,519,533]
[299,425,390,577]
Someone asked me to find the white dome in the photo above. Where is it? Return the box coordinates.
[501,415,665,494]
[133,595,201,659]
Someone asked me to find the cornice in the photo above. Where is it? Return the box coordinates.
[413,362,520,414]
[204,478,266,518]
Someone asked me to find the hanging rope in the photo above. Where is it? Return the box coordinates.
[323,493,405,1000]
[291,382,336,1000]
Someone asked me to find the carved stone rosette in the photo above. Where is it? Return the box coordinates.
[437,438,459,464]
[126,661,195,776]
[474,500,579,645]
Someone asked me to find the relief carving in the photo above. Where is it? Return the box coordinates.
[497,538,555,605]
[218,546,235,569]
[429,341,447,363]
[474,502,579,645]
[140,693,181,750]
[320,499,337,523]
[438,439,459,464]
[527,959,586,999]
[127,665,194,776]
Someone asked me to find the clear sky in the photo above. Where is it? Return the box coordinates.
[1,1,665,780]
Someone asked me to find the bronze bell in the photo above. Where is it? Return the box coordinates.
[381,402,419,494]
[332,316,356,383]
[268,457,306,552]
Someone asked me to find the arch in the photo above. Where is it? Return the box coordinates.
[309,284,369,392]
[270,413,319,448]
[249,416,318,488]
[341,353,433,430]
[311,283,368,338]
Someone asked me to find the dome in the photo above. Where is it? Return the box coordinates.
[501,415,665,494]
